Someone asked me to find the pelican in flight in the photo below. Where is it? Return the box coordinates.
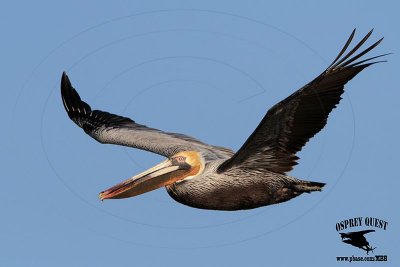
[61,29,386,210]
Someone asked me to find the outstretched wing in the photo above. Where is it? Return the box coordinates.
[61,73,233,160]
[218,29,387,174]
[353,230,376,236]
[341,229,375,239]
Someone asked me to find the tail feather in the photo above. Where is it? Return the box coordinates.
[293,180,325,193]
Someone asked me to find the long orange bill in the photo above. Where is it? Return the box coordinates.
[99,159,190,200]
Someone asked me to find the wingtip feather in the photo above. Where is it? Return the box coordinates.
[60,73,92,123]
[327,29,387,72]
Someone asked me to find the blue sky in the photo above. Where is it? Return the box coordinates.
[1,1,399,266]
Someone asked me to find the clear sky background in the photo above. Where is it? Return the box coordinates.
[1,1,399,266]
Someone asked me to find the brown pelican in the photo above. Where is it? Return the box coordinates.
[61,29,386,210]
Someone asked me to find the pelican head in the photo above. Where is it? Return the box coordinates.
[99,151,205,200]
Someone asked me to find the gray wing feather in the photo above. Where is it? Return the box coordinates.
[218,29,387,174]
[61,73,233,160]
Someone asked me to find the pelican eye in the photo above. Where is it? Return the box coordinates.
[175,156,185,162]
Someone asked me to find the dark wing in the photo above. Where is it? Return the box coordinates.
[341,230,375,239]
[61,73,233,160]
[218,29,387,174]
[353,230,376,236]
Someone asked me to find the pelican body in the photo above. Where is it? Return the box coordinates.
[61,30,385,210]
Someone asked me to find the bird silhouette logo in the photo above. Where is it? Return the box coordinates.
[340,230,376,254]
